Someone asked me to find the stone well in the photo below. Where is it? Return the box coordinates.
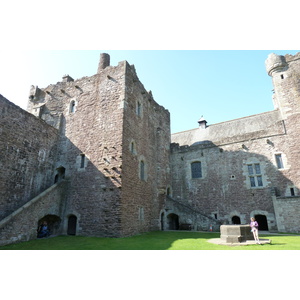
[220,225,254,243]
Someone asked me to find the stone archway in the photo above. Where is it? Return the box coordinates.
[232,216,241,224]
[37,215,61,237]
[255,214,269,231]
[167,213,179,230]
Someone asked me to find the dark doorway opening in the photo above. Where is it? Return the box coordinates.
[54,166,65,183]
[37,215,61,237]
[255,214,269,231]
[67,215,77,235]
[167,213,179,230]
[232,216,241,224]
[161,212,165,231]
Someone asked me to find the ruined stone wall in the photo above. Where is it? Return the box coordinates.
[0,95,59,220]
[27,60,127,237]
[120,63,171,236]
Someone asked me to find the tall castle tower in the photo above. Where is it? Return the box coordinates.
[26,53,170,237]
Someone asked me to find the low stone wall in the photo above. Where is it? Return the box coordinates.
[0,180,68,246]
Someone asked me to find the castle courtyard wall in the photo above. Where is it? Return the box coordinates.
[0,95,59,220]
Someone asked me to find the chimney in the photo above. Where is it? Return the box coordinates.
[98,53,110,73]
[198,116,207,129]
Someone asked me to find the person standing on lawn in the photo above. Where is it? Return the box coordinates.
[250,217,260,244]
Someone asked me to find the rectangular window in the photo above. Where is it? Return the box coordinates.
[80,154,85,168]
[191,162,202,178]
[290,188,295,196]
[250,177,256,187]
[248,163,263,187]
[138,207,144,221]
[248,165,254,175]
[257,176,263,187]
[275,154,284,169]
[254,164,261,174]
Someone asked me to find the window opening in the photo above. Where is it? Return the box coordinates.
[247,163,263,187]
[140,160,145,180]
[138,207,144,221]
[137,102,142,116]
[281,74,284,79]
[80,154,85,168]
[290,188,295,196]
[70,100,76,113]
[275,154,284,169]
[191,161,202,179]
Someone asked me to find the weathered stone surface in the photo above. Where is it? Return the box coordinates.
[220,225,253,243]
[1,51,300,246]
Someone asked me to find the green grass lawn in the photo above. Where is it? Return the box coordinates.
[0,231,299,250]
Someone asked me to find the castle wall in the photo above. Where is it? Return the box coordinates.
[171,110,284,146]
[0,95,59,220]
[0,180,68,246]
[120,63,171,236]
[169,52,300,232]
[27,61,128,237]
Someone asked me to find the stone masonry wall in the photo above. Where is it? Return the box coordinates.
[272,196,300,233]
[0,95,59,220]
[121,63,171,236]
[0,180,68,246]
[27,60,127,237]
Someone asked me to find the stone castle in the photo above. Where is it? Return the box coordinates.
[1,52,300,245]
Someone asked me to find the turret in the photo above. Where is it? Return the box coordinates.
[265,52,300,119]
[265,53,287,76]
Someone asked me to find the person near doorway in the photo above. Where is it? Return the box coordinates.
[37,221,50,238]
[250,217,260,244]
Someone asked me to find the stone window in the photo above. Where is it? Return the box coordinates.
[140,160,145,180]
[80,154,86,169]
[191,161,202,179]
[138,207,144,221]
[290,188,295,196]
[275,154,284,169]
[130,140,137,155]
[70,100,76,113]
[136,101,142,117]
[247,163,263,187]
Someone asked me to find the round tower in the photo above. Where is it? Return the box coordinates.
[265,52,300,119]
[265,53,287,76]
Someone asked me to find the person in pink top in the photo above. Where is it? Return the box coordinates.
[250,217,261,244]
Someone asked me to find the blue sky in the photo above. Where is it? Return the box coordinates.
[1,50,299,133]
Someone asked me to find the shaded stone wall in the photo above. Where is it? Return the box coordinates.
[0,95,59,220]
[27,60,127,237]
[0,180,68,246]
[273,196,300,232]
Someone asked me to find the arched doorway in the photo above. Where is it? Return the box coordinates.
[255,214,269,231]
[232,216,241,224]
[67,215,77,235]
[54,166,65,183]
[167,213,179,230]
[37,215,61,237]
